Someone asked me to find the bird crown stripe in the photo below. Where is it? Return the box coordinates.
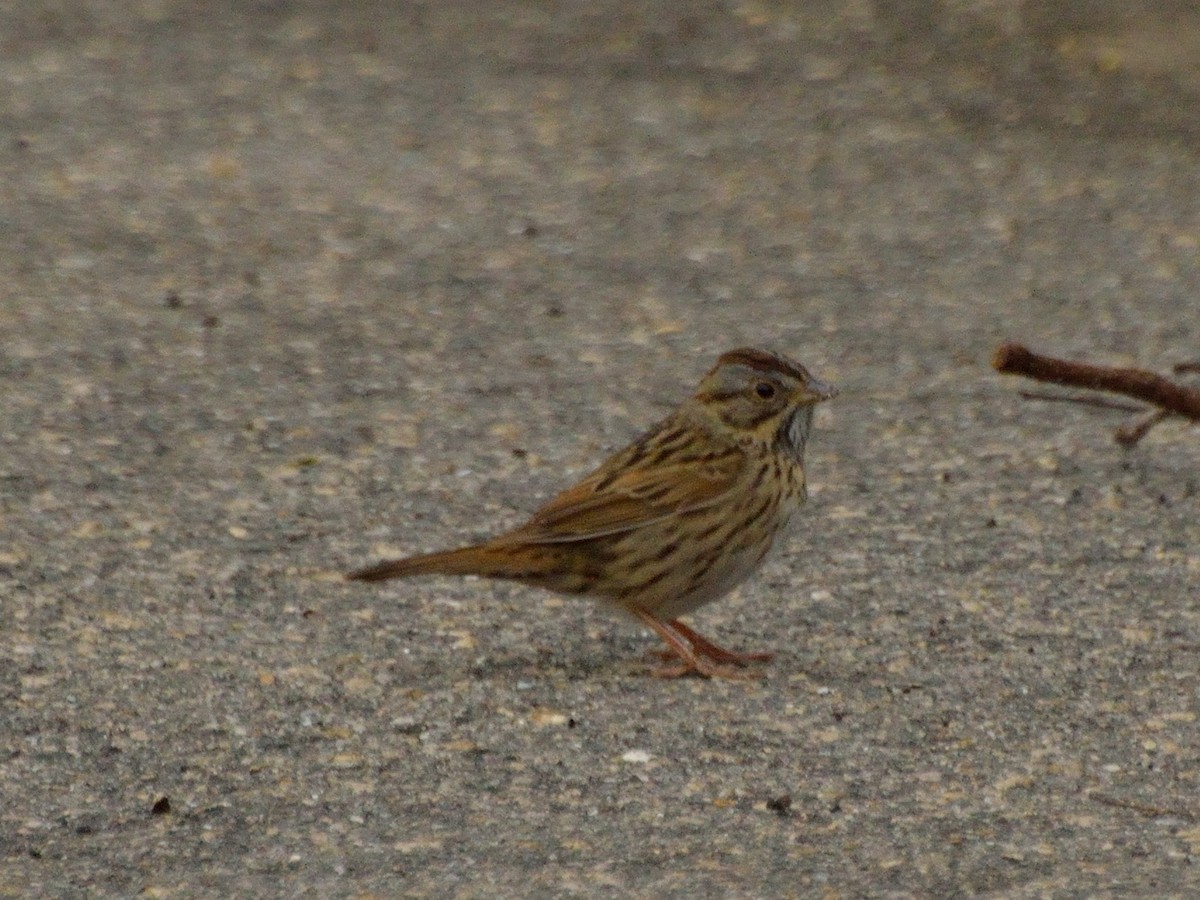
[715,348,807,380]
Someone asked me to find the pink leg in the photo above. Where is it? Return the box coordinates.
[631,609,758,680]
[670,619,773,666]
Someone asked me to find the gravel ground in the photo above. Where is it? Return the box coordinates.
[3,2,1200,897]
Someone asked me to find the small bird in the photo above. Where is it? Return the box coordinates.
[349,348,836,678]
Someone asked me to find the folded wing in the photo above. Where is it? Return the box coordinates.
[500,443,745,544]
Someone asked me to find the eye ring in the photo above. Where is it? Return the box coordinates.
[754,381,777,400]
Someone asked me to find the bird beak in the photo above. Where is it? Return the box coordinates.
[803,377,838,404]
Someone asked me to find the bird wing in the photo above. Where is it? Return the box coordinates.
[502,443,745,544]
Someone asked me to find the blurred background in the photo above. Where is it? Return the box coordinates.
[3,2,1199,896]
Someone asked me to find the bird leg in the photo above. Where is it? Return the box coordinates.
[668,619,774,665]
[631,609,759,679]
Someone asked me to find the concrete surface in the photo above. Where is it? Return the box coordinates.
[3,1,1200,897]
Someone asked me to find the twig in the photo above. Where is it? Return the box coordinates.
[994,344,1200,419]
[1115,409,1170,448]
[993,343,1200,445]
[1090,791,1196,821]
[1017,390,1144,414]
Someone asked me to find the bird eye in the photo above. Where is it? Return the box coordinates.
[754,381,776,399]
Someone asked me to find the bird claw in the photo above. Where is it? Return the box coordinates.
[698,647,773,665]
[650,658,763,680]
[631,610,771,680]
[652,648,770,666]
[660,621,774,666]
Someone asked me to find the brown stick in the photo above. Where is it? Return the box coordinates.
[993,343,1200,422]
[1090,791,1196,822]
[1016,390,1144,414]
[1115,409,1171,448]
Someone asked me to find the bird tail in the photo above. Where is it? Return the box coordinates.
[347,544,542,583]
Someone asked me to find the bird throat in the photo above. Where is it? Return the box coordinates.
[778,406,814,460]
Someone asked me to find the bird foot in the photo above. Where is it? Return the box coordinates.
[655,647,773,666]
[650,658,763,680]
[631,609,770,681]
[665,619,774,666]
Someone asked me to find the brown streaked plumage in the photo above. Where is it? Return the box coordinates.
[349,348,836,678]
